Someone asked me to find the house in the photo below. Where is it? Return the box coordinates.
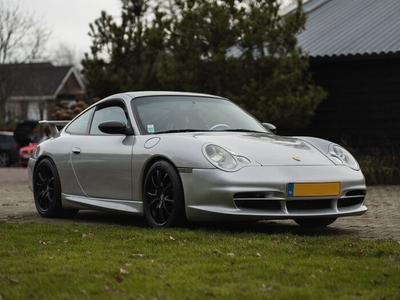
[294,0,400,147]
[4,62,85,121]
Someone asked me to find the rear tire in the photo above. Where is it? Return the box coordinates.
[143,160,186,228]
[33,158,78,218]
[294,217,337,227]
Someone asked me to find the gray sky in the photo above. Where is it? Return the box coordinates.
[21,0,299,61]
[22,0,121,56]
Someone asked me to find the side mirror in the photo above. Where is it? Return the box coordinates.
[262,122,277,134]
[98,120,129,135]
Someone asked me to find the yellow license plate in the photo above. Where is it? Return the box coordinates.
[288,182,340,197]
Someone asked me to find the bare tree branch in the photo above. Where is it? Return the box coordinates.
[51,42,82,68]
[0,0,51,125]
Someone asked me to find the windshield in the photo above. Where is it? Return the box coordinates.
[132,96,268,135]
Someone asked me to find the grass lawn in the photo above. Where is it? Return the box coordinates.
[0,220,399,299]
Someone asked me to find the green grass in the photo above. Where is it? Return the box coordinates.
[1,221,399,299]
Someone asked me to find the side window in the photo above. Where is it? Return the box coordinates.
[65,107,94,135]
[90,105,129,135]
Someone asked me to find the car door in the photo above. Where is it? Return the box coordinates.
[70,100,134,200]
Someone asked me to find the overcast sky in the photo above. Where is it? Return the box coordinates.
[22,0,121,58]
[20,0,299,62]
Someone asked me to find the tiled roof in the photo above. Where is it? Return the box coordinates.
[297,0,400,58]
[4,63,84,98]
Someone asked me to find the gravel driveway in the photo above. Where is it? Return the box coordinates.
[1,167,399,240]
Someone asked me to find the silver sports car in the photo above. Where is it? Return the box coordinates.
[28,91,367,228]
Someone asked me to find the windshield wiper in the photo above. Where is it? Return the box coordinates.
[156,129,207,134]
[155,128,268,134]
[221,129,267,133]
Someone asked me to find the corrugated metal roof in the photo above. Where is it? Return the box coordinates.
[298,0,400,58]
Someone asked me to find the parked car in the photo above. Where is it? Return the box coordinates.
[19,144,35,167]
[0,131,19,167]
[28,91,367,228]
[19,136,48,167]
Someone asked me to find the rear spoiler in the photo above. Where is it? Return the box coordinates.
[39,120,70,136]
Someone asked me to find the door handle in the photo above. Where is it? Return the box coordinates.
[72,147,82,155]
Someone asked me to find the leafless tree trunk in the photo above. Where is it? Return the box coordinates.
[0,0,51,125]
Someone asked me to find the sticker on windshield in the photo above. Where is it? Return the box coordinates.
[147,124,155,133]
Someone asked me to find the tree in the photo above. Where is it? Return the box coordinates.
[159,0,240,95]
[81,0,168,99]
[51,42,81,69]
[228,0,326,130]
[161,0,325,130]
[0,0,50,126]
[82,0,326,131]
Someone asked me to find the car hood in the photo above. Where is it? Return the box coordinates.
[193,132,333,166]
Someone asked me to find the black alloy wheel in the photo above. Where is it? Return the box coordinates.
[33,158,78,218]
[294,217,337,227]
[143,160,186,228]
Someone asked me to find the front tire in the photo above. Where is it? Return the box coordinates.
[33,158,78,218]
[294,217,337,227]
[143,160,186,228]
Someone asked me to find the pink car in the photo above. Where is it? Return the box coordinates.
[19,137,47,167]
[19,143,38,167]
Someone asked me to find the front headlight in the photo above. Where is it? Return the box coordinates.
[203,144,251,171]
[327,144,359,170]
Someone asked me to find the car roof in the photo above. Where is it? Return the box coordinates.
[105,91,225,101]
[0,131,13,136]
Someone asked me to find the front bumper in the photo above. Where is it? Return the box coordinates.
[180,165,367,222]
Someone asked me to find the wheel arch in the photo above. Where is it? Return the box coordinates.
[32,155,61,195]
[33,155,56,177]
[140,155,184,199]
[141,155,187,227]
[32,155,60,192]
[32,155,78,218]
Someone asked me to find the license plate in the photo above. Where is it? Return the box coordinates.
[287,182,340,197]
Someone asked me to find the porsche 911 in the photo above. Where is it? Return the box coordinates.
[28,91,367,228]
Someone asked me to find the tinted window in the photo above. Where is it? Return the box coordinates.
[65,107,94,135]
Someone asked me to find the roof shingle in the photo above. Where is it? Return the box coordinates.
[3,63,81,98]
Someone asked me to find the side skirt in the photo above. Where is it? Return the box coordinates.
[61,193,143,215]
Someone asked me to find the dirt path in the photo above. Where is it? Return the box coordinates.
[1,168,399,240]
